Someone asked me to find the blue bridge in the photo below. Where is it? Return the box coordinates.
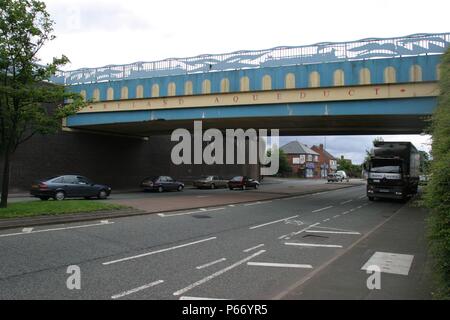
[57,33,449,136]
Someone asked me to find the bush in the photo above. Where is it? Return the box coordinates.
[424,48,450,299]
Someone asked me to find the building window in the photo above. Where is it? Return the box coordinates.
[285,73,295,89]
[409,65,422,82]
[309,71,320,88]
[107,87,114,100]
[384,66,396,83]
[136,85,144,98]
[359,68,371,85]
[307,154,312,162]
[168,82,176,96]
[121,86,128,99]
[220,78,230,93]
[93,88,100,102]
[202,79,211,94]
[184,81,193,95]
[151,84,160,97]
[262,75,272,90]
[240,76,250,92]
[333,69,345,86]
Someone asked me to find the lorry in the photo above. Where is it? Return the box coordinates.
[366,141,420,201]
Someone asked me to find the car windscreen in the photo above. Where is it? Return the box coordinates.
[370,159,402,173]
[231,176,243,181]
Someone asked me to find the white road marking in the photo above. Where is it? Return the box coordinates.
[359,195,366,199]
[103,237,217,265]
[196,258,227,270]
[179,296,228,300]
[312,206,333,213]
[111,280,164,299]
[173,250,266,296]
[333,215,340,218]
[158,207,225,217]
[100,220,109,224]
[340,200,353,205]
[306,230,360,235]
[247,262,313,269]
[342,211,350,215]
[249,215,299,230]
[323,219,330,222]
[244,200,272,206]
[357,206,363,209]
[228,205,235,207]
[361,252,414,276]
[22,228,33,233]
[0,221,114,238]
[285,242,343,248]
[278,222,320,239]
[243,244,265,252]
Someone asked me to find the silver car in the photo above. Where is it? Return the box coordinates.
[193,176,228,189]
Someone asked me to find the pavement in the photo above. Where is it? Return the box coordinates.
[0,183,433,300]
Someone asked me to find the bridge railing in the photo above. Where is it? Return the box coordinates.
[51,32,450,85]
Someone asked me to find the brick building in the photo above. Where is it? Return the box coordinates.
[311,144,338,178]
[280,141,319,178]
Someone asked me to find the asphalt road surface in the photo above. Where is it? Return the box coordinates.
[0,185,430,300]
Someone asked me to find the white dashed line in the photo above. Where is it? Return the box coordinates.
[158,207,225,217]
[243,244,265,252]
[333,215,340,218]
[323,219,330,222]
[179,296,228,300]
[196,258,227,270]
[0,221,114,238]
[358,195,366,199]
[111,280,164,299]
[103,237,217,265]
[340,200,353,205]
[285,242,343,248]
[312,206,333,213]
[249,215,299,230]
[306,230,360,235]
[173,250,266,296]
[247,262,313,269]
[278,222,320,239]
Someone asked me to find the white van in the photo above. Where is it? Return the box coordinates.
[336,171,349,182]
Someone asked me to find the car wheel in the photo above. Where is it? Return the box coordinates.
[211,183,215,189]
[54,191,65,201]
[39,197,49,201]
[242,185,246,191]
[98,190,108,200]
[158,186,164,193]
[254,184,259,189]
[177,185,184,192]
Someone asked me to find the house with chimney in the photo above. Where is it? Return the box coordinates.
[311,144,338,178]
[280,141,319,178]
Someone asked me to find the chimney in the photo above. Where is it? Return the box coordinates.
[319,144,324,151]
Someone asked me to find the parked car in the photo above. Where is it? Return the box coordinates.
[336,170,349,182]
[193,176,228,189]
[140,176,184,192]
[228,176,260,190]
[327,173,342,182]
[30,175,111,201]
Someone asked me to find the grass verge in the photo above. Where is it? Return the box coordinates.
[0,200,128,219]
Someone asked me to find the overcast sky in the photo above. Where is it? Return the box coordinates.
[37,0,446,164]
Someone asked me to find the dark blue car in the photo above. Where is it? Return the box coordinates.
[140,176,184,192]
[30,175,112,201]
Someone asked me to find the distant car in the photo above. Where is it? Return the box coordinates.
[327,173,342,182]
[193,176,228,189]
[30,175,111,201]
[140,176,184,192]
[336,170,349,182]
[228,176,260,190]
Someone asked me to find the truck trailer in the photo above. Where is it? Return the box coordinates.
[366,141,420,201]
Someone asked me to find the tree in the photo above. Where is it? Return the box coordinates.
[423,48,450,299]
[266,147,291,176]
[0,0,84,208]
[418,150,431,175]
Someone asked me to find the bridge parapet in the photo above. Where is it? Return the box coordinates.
[53,33,449,86]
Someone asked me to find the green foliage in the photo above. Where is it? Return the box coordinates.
[337,157,362,178]
[266,147,291,176]
[423,48,450,299]
[0,0,85,207]
[0,200,127,218]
